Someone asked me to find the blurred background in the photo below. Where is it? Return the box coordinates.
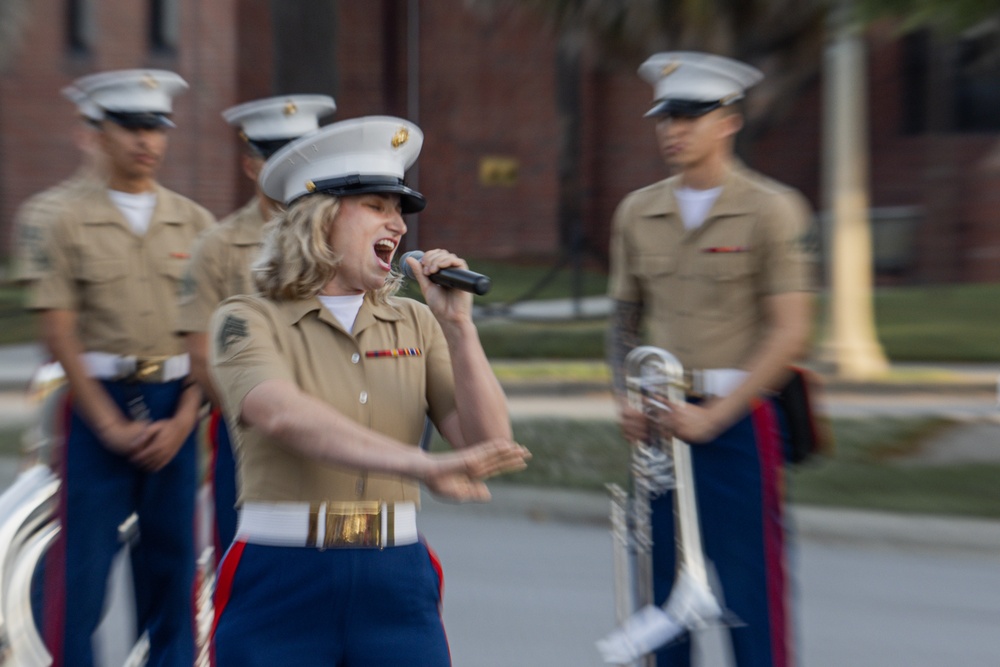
[1,2,1000,665]
[1,0,998,276]
[5,0,1000,371]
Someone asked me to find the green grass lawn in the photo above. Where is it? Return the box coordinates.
[0,428,22,457]
[0,283,37,346]
[424,415,1000,520]
[870,283,1000,362]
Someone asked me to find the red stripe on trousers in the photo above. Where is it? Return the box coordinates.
[424,541,446,605]
[751,399,793,667]
[42,390,74,667]
[423,540,451,664]
[211,538,247,641]
[208,408,223,563]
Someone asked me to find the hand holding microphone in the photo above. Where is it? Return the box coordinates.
[400,250,493,296]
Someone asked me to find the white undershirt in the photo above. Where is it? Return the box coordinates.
[317,293,365,334]
[108,189,157,236]
[674,185,723,230]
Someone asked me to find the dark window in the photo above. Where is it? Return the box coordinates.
[900,31,929,135]
[901,23,1000,134]
[150,0,179,53]
[953,24,1000,132]
[66,0,94,54]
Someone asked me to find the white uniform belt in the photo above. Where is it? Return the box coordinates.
[685,368,749,398]
[238,501,418,549]
[82,352,190,383]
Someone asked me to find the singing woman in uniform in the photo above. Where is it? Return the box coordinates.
[208,116,529,666]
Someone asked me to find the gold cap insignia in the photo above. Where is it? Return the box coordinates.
[141,74,160,89]
[660,62,681,78]
[283,101,298,116]
[391,127,409,149]
[305,180,317,193]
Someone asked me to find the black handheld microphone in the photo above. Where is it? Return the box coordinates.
[400,250,493,296]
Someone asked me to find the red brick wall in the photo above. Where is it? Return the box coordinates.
[0,0,238,256]
[402,4,561,258]
[7,2,1000,283]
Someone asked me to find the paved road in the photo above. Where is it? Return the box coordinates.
[421,493,1000,667]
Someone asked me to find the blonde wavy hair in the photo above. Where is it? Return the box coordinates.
[252,194,404,303]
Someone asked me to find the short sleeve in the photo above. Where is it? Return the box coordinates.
[27,215,79,312]
[208,297,296,423]
[12,195,61,284]
[607,196,643,303]
[177,230,228,333]
[757,190,817,295]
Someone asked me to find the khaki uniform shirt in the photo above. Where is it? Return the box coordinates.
[177,198,268,333]
[209,294,457,507]
[608,165,815,370]
[11,167,99,284]
[28,183,215,357]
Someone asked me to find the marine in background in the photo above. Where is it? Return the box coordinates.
[177,94,336,564]
[27,68,215,667]
[605,52,815,667]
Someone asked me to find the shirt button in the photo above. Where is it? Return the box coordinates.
[359,391,368,404]
[351,353,360,364]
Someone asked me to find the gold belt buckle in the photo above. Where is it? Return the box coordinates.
[132,357,168,383]
[309,502,383,549]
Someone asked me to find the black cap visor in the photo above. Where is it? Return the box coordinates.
[103,110,175,130]
[304,175,426,214]
[644,98,724,119]
[245,137,295,159]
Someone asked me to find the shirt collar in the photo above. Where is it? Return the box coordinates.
[81,182,186,226]
[638,162,754,221]
[280,293,406,334]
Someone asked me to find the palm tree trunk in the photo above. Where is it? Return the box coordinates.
[817,0,889,378]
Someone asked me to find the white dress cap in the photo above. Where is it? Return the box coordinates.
[61,85,103,122]
[222,95,337,140]
[73,69,188,127]
[259,116,426,213]
[638,52,763,118]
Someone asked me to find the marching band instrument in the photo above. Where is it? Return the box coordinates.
[597,346,723,665]
[0,363,216,667]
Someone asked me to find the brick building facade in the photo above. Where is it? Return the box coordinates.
[3,1,1000,283]
[0,0,239,231]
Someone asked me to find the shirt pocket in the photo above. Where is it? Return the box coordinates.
[634,254,677,279]
[79,258,128,284]
[158,255,190,293]
[695,254,758,321]
[702,253,755,282]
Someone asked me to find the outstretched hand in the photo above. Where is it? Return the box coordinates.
[423,437,531,502]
